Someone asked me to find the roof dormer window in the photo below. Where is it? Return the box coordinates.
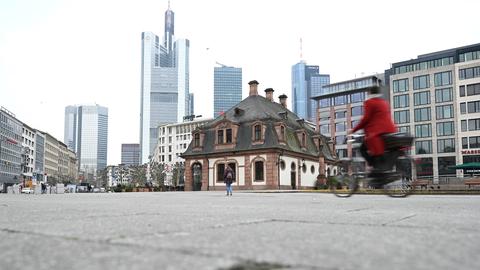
[254,124,262,141]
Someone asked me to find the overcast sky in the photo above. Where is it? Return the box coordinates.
[1,0,479,165]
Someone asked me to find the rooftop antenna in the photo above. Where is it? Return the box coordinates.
[299,37,303,61]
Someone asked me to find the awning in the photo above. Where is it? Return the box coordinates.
[450,162,480,169]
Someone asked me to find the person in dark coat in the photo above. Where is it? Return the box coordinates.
[224,165,234,196]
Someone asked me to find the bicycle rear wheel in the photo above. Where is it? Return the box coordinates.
[330,175,359,198]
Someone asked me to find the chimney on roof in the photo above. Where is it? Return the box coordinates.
[279,94,288,108]
[248,80,259,96]
[264,88,274,102]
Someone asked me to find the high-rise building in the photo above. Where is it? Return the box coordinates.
[388,43,480,182]
[214,65,242,117]
[292,61,330,122]
[121,144,140,166]
[188,93,195,116]
[64,105,108,179]
[140,4,190,163]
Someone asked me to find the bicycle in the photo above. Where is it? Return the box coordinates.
[329,133,415,198]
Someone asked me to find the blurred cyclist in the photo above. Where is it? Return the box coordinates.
[348,80,397,178]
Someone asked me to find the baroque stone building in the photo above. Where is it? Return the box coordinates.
[182,80,337,191]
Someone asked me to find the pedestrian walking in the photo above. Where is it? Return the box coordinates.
[224,165,234,196]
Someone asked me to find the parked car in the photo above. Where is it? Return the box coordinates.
[21,188,34,194]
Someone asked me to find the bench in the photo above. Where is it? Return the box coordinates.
[411,180,430,190]
[464,179,480,189]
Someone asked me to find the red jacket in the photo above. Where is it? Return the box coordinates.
[352,97,397,156]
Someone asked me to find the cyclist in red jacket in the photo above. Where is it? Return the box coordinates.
[349,83,397,172]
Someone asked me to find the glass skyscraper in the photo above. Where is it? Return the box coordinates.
[291,61,330,122]
[64,105,108,179]
[140,4,190,164]
[214,65,242,117]
[121,144,140,166]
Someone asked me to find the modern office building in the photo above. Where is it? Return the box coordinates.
[153,117,212,167]
[292,61,330,122]
[312,75,384,175]
[140,4,190,164]
[33,130,45,184]
[0,107,23,191]
[388,43,480,182]
[21,124,36,185]
[121,144,140,166]
[64,105,108,180]
[214,65,242,117]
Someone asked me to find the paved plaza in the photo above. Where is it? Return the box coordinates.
[0,191,479,270]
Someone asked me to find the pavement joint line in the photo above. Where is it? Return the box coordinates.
[346,207,371,212]
[381,214,417,226]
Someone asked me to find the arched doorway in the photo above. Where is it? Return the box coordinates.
[290,162,296,190]
[192,163,202,191]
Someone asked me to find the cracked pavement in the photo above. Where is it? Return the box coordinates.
[0,192,479,270]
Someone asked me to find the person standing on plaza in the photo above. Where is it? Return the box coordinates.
[224,165,234,196]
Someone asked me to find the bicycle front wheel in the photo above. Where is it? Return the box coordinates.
[382,174,413,198]
[330,175,359,198]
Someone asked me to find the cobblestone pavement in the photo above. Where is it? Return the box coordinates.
[1,192,479,270]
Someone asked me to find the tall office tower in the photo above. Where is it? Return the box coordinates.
[213,65,242,117]
[188,93,195,116]
[64,105,77,151]
[291,61,330,122]
[121,144,140,166]
[64,105,108,179]
[140,4,190,164]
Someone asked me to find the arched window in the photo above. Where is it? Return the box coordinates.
[280,125,285,139]
[254,125,262,141]
[254,161,264,181]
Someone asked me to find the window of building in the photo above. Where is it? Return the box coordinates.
[310,165,315,174]
[351,106,363,116]
[436,121,454,136]
[413,91,430,106]
[459,66,480,80]
[467,83,480,96]
[336,149,347,158]
[468,118,480,131]
[398,126,411,133]
[335,122,346,132]
[461,120,467,131]
[415,140,432,154]
[280,160,286,170]
[217,163,225,182]
[462,137,469,149]
[416,158,433,177]
[415,124,431,138]
[320,124,330,135]
[394,95,409,108]
[217,130,224,144]
[226,129,232,143]
[467,101,480,113]
[254,161,264,181]
[334,95,346,105]
[351,92,366,103]
[469,136,480,148]
[319,98,331,108]
[301,133,306,147]
[168,145,172,152]
[168,155,172,162]
[435,87,452,103]
[438,157,456,175]
[436,105,454,120]
[254,124,262,141]
[335,111,346,119]
[393,79,409,93]
[438,138,455,153]
[459,51,480,62]
[413,75,430,90]
[414,107,431,122]
[434,71,452,87]
[335,135,345,145]
[394,110,410,124]
[460,85,466,97]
